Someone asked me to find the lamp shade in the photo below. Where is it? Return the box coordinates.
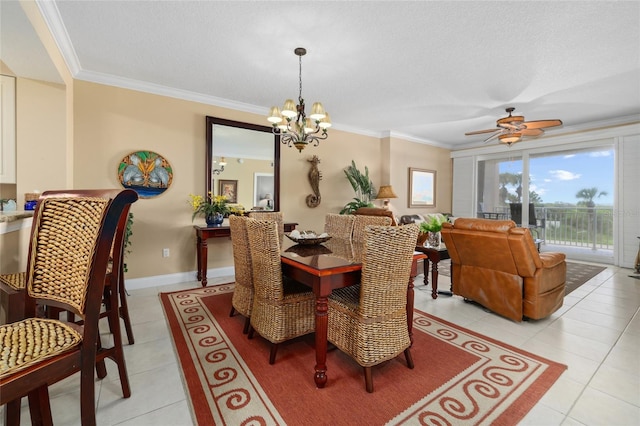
[376,185,398,199]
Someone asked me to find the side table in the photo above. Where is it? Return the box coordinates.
[414,245,451,299]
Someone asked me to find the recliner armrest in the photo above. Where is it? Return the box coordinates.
[539,252,566,268]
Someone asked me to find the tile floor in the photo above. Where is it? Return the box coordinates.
[4,264,639,425]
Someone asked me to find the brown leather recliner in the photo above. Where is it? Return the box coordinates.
[441,218,566,322]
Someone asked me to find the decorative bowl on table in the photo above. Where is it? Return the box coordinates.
[285,230,332,245]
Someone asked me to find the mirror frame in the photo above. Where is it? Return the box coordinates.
[205,116,281,211]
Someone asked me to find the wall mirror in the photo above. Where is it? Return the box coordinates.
[206,116,280,211]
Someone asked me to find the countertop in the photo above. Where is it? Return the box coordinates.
[0,211,34,223]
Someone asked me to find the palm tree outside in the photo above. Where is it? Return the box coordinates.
[575,187,609,208]
[575,187,609,249]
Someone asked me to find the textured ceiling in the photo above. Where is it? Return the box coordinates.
[2,1,639,149]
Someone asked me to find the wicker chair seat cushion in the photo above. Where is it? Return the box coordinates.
[0,272,26,290]
[0,318,82,378]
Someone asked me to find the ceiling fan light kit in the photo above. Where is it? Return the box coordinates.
[499,133,521,146]
[466,107,562,146]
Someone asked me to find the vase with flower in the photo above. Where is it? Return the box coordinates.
[189,192,231,227]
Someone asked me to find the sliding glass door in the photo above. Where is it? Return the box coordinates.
[476,144,614,262]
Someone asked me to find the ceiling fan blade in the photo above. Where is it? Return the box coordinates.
[465,128,499,136]
[522,119,563,129]
[483,131,503,144]
[521,128,544,136]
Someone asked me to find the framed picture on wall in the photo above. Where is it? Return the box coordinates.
[253,173,274,209]
[219,179,238,203]
[408,167,436,208]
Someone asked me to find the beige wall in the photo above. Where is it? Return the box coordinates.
[16,78,67,205]
[0,77,65,276]
[387,136,453,218]
[69,81,451,280]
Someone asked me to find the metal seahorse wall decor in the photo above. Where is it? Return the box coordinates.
[306,155,322,208]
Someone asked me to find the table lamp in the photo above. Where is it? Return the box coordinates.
[375,185,398,208]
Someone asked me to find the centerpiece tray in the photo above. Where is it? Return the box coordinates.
[285,233,332,245]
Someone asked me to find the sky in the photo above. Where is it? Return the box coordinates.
[499,149,614,205]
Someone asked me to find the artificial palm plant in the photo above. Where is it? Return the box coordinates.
[340,160,376,214]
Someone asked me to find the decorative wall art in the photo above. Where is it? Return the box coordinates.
[219,179,238,203]
[408,167,436,208]
[118,150,173,199]
[306,155,322,208]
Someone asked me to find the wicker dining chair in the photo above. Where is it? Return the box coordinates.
[324,213,355,239]
[327,223,419,393]
[0,189,138,426]
[352,214,392,245]
[228,215,254,334]
[245,218,316,364]
[248,211,284,244]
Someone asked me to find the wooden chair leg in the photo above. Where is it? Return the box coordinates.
[242,316,250,334]
[105,277,131,398]
[95,334,108,379]
[118,269,135,345]
[364,367,374,393]
[229,306,236,317]
[27,386,53,426]
[80,357,97,426]
[404,348,415,369]
[247,326,254,339]
[269,343,280,365]
[5,398,22,426]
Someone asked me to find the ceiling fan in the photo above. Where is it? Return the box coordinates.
[465,107,563,146]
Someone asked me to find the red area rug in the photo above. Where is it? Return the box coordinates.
[160,284,566,425]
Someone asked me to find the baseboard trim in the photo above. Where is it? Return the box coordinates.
[124,266,235,290]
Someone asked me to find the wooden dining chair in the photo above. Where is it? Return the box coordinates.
[0,201,135,387]
[324,213,355,239]
[245,218,316,364]
[101,207,136,345]
[0,189,138,426]
[327,223,419,392]
[228,215,254,334]
[248,211,284,244]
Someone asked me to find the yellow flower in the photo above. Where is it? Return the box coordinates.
[188,192,230,221]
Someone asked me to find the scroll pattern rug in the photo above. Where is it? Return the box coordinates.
[160,285,567,425]
[433,259,606,295]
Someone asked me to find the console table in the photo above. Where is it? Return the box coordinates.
[194,222,298,286]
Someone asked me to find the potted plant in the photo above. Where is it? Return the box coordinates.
[419,215,444,248]
[340,160,376,214]
[189,192,231,226]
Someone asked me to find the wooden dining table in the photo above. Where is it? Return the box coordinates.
[280,237,426,388]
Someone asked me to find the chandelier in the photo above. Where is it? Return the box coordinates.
[267,47,331,152]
